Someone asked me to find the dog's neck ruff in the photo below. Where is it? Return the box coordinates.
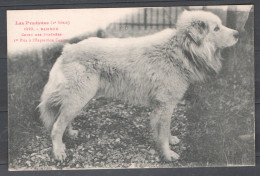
[165,33,223,82]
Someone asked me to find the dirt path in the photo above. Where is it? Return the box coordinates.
[9,98,188,170]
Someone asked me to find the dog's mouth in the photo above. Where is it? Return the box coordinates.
[232,31,239,45]
[232,38,239,46]
[222,37,239,48]
[221,30,239,48]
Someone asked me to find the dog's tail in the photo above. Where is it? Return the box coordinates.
[38,58,65,131]
[38,83,64,131]
[38,95,57,131]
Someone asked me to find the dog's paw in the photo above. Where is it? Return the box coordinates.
[53,143,67,162]
[68,129,79,139]
[164,150,180,162]
[169,136,180,145]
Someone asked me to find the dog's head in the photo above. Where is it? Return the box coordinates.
[177,10,239,49]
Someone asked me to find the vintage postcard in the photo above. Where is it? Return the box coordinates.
[7,5,254,170]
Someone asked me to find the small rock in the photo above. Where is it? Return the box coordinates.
[77,145,83,150]
[128,163,136,168]
[35,163,40,167]
[41,140,48,148]
[146,155,152,160]
[30,153,37,157]
[140,149,147,153]
[155,156,160,162]
[149,149,156,155]
[36,154,46,159]
[40,147,51,154]
[126,155,132,160]
[137,145,145,148]
[26,161,31,167]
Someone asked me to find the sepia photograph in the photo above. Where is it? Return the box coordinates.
[7,5,254,170]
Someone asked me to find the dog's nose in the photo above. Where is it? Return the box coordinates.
[233,31,239,39]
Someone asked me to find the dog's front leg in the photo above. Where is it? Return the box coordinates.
[150,103,179,161]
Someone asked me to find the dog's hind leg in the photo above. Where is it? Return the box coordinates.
[51,72,99,162]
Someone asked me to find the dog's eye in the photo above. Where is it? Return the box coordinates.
[214,26,220,31]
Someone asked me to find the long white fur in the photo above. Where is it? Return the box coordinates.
[39,10,238,162]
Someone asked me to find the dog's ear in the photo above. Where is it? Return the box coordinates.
[187,20,208,45]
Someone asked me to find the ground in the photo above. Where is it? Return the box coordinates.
[9,98,189,170]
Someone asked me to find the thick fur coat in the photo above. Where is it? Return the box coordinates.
[39,10,239,162]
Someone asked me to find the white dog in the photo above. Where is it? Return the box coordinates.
[39,10,238,162]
